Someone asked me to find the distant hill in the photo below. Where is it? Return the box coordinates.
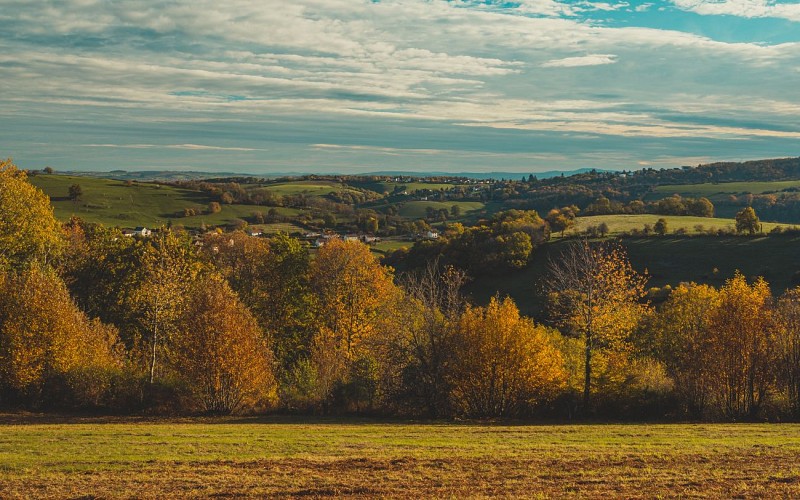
[364,168,612,180]
[55,168,612,182]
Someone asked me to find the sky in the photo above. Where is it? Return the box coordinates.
[1,0,799,175]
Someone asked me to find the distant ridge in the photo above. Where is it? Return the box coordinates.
[59,167,612,182]
[363,168,611,180]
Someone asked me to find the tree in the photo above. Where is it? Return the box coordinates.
[68,184,83,202]
[208,201,222,214]
[127,230,202,384]
[735,207,759,235]
[309,239,401,408]
[450,205,461,218]
[0,159,64,269]
[547,240,648,412]
[449,297,566,417]
[173,274,277,414]
[776,288,800,417]
[398,263,467,417]
[649,283,720,417]
[654,218,668,236]
[43,166,54,174]
[708,273,775,419]
[0,265,121,405]
[689,197,714,218]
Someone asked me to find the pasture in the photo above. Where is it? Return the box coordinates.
[396,200,486,219]
[573,214,786,235]
[649,179,800,200]
[0,416,798,498]
[28,174,306,229]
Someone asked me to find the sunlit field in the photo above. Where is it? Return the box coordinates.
[1,416,799,498]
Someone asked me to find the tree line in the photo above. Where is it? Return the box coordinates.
[3,159,800,420]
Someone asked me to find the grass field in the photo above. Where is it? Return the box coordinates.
[28,174,307,229]
[573,214,786,235]
[396,201,485,219]
[0,416,798,498]
[252,180,363,197]
[649,180,800,199]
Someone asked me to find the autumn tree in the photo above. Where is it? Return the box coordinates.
[397,263,467,417]
[776,288,800,416]
[173,274,277,414]
[0,266,121,406]
[309,239,402,409]
[547,240,648,412]
[449,297,565,417]
[708,273,775,419]
[649,283,720,417]
[0,159,64,269]
[735,207,759,234]
[126,229,203,383]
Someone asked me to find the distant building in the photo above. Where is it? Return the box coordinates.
[123,227,152,237]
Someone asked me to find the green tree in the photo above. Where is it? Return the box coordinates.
[68,184,83,202]
[654,218,668,236]
[735,207,759,235]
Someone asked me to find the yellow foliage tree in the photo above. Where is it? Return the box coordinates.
[0,266,121,403]
[0,159,63,269]
[650,283,721,416]
[547,240,648,412]
[310,239,400,358]
[173,274,277,414]
[309,239,402,408]
[776,288,800,416]
[449,297,566,417]
[708,272,775,418]
[126,229,203,383]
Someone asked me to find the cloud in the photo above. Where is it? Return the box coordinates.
[541,54,619,67]
[1,0,799,174]
[670,0,800,22]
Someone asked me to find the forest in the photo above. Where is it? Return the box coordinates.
[3,158,800,421]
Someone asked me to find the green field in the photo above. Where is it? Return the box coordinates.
[650,180,800,199]
[574,214,786,235]
[396,201,486,219]
[467,235,800,318]
[251,180,363,197]
[0,416,798,498]
[28,174,306,229]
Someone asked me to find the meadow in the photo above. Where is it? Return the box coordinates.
[28,174,307,229]
[0,416,798,498]
[649,179,800,199]
[573,214,786,235]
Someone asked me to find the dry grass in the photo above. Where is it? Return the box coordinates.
[1,415,799,498]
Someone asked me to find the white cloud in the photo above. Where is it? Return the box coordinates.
[670,0,800,22]
[541,54,619,67]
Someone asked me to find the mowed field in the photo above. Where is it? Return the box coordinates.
[573,214,787,235]
[0,416,798,498]
[649,180,800,199]
[396,200,486,218]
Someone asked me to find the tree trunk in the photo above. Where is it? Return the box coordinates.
[583,330,592,414]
